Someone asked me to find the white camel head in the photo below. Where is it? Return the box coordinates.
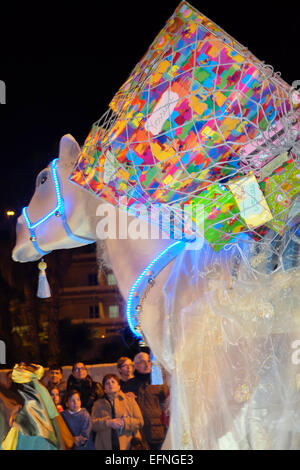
[11,134,174,302]
[12,134,100,263]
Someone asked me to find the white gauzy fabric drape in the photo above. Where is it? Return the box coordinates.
[141,233,300,450]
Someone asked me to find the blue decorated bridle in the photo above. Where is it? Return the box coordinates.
[22,158,188,341]
[126,240,186,340]
[22,158,94,256]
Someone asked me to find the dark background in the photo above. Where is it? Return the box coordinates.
[0,0,298,226]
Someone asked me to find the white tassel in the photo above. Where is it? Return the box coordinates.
[37,259,51,298]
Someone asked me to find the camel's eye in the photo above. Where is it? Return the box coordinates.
[37,171,49,187]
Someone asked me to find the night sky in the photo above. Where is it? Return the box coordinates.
[0,0,298,238]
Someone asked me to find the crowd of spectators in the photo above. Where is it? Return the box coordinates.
[41,353,169,450]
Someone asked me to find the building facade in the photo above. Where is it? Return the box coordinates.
[59,244,126,340]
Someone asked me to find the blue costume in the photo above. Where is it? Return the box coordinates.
[61,408,94,450]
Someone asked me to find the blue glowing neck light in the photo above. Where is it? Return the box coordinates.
[126,240,186,339]
[22,158,94,256]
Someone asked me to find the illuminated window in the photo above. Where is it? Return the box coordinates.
[107,273,117,286]
[108,305,119,318]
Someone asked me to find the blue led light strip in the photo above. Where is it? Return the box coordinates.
[23,159,61,230]
[126,240,186,339]
[22,159,94,256]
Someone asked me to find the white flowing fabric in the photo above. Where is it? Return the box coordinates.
[140,234,300,450]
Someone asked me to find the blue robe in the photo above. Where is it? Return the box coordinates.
[61,408,94,450]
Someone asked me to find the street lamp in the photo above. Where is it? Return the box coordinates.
[6,210,16,217]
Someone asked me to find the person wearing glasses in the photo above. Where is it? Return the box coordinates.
[66,363,104,414]
[123,352,168,450]
[116,357,134,391]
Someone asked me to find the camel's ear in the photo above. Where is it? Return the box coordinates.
[58,134,81,168]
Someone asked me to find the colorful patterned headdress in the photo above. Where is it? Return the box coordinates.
[71,1,300,251]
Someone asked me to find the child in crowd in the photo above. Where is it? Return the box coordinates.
[61,389,94,450]
[49,386,64,413]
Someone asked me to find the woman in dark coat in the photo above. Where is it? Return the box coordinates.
[67,362,103,414]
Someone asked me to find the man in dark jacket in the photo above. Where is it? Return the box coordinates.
[67,362,104,414]
[123,352,168,450]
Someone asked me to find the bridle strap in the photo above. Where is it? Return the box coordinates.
[126,240,186,340]
[22,158,94,256]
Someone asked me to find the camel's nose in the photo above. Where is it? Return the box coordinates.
[12,215,41,262]
[12,245,41,263]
